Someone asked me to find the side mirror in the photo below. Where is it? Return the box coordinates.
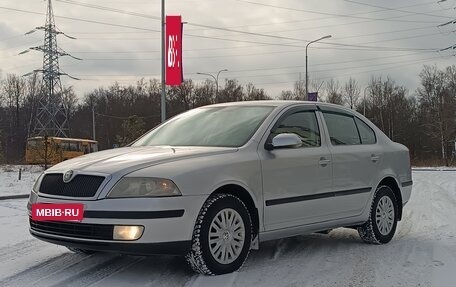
[267,133,301,150]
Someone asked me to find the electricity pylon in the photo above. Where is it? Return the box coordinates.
[21,0,81,137]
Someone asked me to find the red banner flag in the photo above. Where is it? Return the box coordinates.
[166,16,183,86]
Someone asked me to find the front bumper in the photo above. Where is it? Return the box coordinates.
[31,231,191,255]
[28,191,207,255]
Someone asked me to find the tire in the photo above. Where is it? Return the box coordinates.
[358,185,399,244]
[67,247,97,255]
[186,194,253,275]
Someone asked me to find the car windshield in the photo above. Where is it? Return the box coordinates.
[133,106,275,147]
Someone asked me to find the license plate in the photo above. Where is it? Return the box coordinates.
[31,203,84,222]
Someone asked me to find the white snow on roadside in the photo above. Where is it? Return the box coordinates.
[412,167,456,171]
[0,165,43,197]
[0,170,454,286]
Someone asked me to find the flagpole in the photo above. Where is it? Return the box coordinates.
[160,0,166,122]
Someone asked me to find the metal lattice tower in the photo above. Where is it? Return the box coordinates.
[23,0,80,137]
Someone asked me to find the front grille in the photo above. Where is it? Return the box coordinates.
[39,174,105,198]
[30,219,114,240]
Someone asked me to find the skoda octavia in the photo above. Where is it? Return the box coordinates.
[28,101,412,275]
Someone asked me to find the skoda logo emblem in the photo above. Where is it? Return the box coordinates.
[63,170,74,183]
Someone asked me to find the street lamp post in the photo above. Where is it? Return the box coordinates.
[306,35,331,100]
[363,85,370,116]
[197,69,228,102]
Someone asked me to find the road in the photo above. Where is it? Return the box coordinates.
[0,170,455,287]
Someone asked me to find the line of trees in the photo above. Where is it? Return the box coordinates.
[0,65,455,166]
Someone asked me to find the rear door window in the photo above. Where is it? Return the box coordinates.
[355,118,376,144]
[322,112,361,145]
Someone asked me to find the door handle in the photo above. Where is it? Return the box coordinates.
[319,157,331,167]
[371,154,380,162]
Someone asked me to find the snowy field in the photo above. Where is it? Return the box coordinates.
[0,170,455,287]
[0,165,43,197]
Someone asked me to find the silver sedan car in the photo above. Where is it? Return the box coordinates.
[28,101,412,275]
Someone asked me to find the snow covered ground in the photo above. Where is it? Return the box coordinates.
[0,165,43,197]
[0,170,455,286]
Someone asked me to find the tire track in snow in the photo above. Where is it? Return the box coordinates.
[0,239,41,261]
[35,254,121,287]
[184,272,240,287]
[271,238,287,261]
[0,253,144,287]
[89,255,193,287]
[0,252,99,286]
[54,255,144,287]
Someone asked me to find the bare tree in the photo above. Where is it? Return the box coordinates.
[0,74,27,162]
[325,78,343,105]
[293,77,305,100]
[61,86,78,135]
[24,73,44,137]
[218,79,244,103]
[193,79,216,106]
[279,90,294,100]
[116,116,146,146]
[343,77,360,109]
[417,65,455,166]
[244,83,270,101]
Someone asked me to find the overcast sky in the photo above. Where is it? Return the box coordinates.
[0,0,455,98]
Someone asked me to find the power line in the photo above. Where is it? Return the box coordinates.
[344,0,454,19]
[0,40,42,52]
[55,0,160,21]
[70,53,441,81]
[57,0,448,30]
[48,1,446,50]
[184,32,439,52]
[0,6,161,33]
[335,25,437,40]
[1,2,450,90]
[0,5,442,52]
[234,0,447,23]
[107,2,443,49]
[76,43,436,62]
[61,26,441,55]
[250,55,445,86]
[69,55,446,92]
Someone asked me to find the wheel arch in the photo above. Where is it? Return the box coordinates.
[377,176,403,220]
[211,184,260,237]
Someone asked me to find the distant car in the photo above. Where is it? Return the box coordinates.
[28,101,413,275]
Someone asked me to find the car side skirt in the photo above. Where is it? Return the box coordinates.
[259,215,367,243]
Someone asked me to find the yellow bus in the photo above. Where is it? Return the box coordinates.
[25,137,98,165]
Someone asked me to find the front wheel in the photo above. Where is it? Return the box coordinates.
[186,194,252,275]
[358,185,399,244]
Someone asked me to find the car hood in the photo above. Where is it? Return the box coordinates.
[46,146,238,175]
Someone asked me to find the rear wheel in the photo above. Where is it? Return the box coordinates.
[186,194,252,275]
[358,185,399,244]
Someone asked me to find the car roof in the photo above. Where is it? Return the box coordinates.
[204,100,357,114]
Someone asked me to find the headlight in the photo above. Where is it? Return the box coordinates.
[107,177,182,198]
[33,173,44,192]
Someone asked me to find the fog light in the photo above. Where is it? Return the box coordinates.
[113,225,144,241]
